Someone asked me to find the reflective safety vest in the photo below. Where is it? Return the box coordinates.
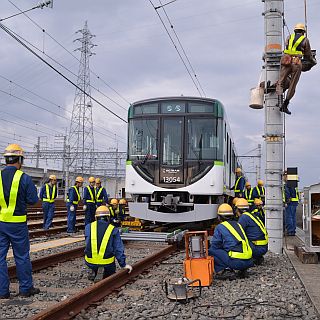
[234,176,244,193]
[291,188,299,202]
[67,186,81,205]
[43,184,56,203]
[251,208,265,223]
[243,212,268,246]
[221,221,252,259]
[244,188,254,203]
[255,186,265,198]
[284,33,305,56]
[86,186,95,203]
[85,221,115,265]
[0,170,25,223]
[95,187,104,203]
[109,206,119,218]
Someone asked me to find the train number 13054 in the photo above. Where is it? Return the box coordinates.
[163,176,181,183]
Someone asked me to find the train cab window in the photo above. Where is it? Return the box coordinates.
[161,102,186,114]
[162,118,183,165]
[188,103,214,113]
[134,103,159,115]
[187,118,222,160]
[128,119,158,160]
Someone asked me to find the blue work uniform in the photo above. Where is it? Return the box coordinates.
[83,186,96,225]
[209,219,253,273]
[252,186,265,205]
[251,206,265,225]
[284,185,299,235]
[239,212,268,260]
[85,219,126,277]
[0,166,38,296]
[233,176,245,198]
[95,186,108,207]
[39,183,57,229]
[66,186,81,233]
[244,187,254,210]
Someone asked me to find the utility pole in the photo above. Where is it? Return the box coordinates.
[36,136,40,168]
[263,0,284,254]
[257,143,262,179]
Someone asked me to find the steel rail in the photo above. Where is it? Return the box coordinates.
[29,224,85,238]
[29,244,177,320]
[8,247,84,279]
[28,217,85,230]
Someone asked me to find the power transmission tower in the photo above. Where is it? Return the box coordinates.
[68,21,96,178]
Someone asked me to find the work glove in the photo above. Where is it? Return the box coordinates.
[83,205,87,211]
[124,264,133,274]
[70,205,75,212]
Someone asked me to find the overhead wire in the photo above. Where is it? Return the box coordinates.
[7,0,131,108]
[148,0,203,97]
[0,22,128,124]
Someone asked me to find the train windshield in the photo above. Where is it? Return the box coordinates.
[129,119,158,160]
[187,118,222,160]
[162,118,183,165]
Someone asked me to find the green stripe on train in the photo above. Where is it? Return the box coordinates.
[214,161,224,166]
[126,160,132,165]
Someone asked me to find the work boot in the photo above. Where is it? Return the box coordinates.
[279,100,291,115]
[94,267,104,283]
[237,269,249,279]
[88,269,96,281]
[19,287,40,297]
[0,292,10,299]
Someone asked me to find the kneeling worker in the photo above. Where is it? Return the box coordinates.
[85,205,132,281]
[209,203,253,280]
[237,198,268,265]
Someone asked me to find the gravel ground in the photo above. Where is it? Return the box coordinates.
[1,241,165,319]
[74,251,320,320]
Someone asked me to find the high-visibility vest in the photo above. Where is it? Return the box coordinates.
[85,221,115,265]
[67,186,81,205]
[221,221,252,259]
[255,186,265,198]
[244,188,254,203]
[243,212,268,246]
[251,208,265,224]
[0,170,25,223]
[284,33,305,56]
[95,187,104,203]
[234,176,244,193]
[109,206,119,218]
[291,188,299,202]
[86,186,95,203]
[43,184,56,203]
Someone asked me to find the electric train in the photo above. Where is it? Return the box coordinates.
[125,97,240,223]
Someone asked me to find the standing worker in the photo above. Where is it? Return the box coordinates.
[276,23,316,115]
[83,177,96,225]
[95,178,108,207]
[118,198,127,222]
[39,175,57,230]
[253,180,265,205]
[244,182,254,208]
[0,144,40,298]
[85,205,132,282]
[66,176,83,234]
[231,168,245,198]
[109,198,120,226]
[208,203,253,280]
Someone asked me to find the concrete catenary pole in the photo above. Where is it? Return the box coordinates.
[263,0,284,254]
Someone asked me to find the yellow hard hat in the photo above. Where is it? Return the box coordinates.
[119,198,127,205]
[95,178,101,184]
[95,205,110,218]
[218,204,234,216]
[235,167,242,174]
[254,198,263,206]
[257,179,264,186]
[110,198,118,205]
[245,182,251,187]
[49,175,57,180]
[88,176,95,183]
[232,197,239,205]
[4,144,24,157]
[235,198,249,209]
[75,176,84,183]
[294,23,305,31]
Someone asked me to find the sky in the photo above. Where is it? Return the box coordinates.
[0,0,319,187]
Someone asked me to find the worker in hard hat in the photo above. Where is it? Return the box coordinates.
[83,177,96,225]
[208,203,253,280]
[231,197,239,217]
[253,180,265,205]
[39,175,57,230]
[244,182,254,209]
[276,23,316,115]
[231,168,245,198]
[118,198,127,221]
[95,178,108,207]
[66,176,83,234]
[0,144,40,298]
[85,205,132,282]
[109,198,121,227]
[237,199,268,266]
[251,198,265,225]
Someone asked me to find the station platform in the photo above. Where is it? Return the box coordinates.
[7,236,85,259]
[284,230,320,317]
